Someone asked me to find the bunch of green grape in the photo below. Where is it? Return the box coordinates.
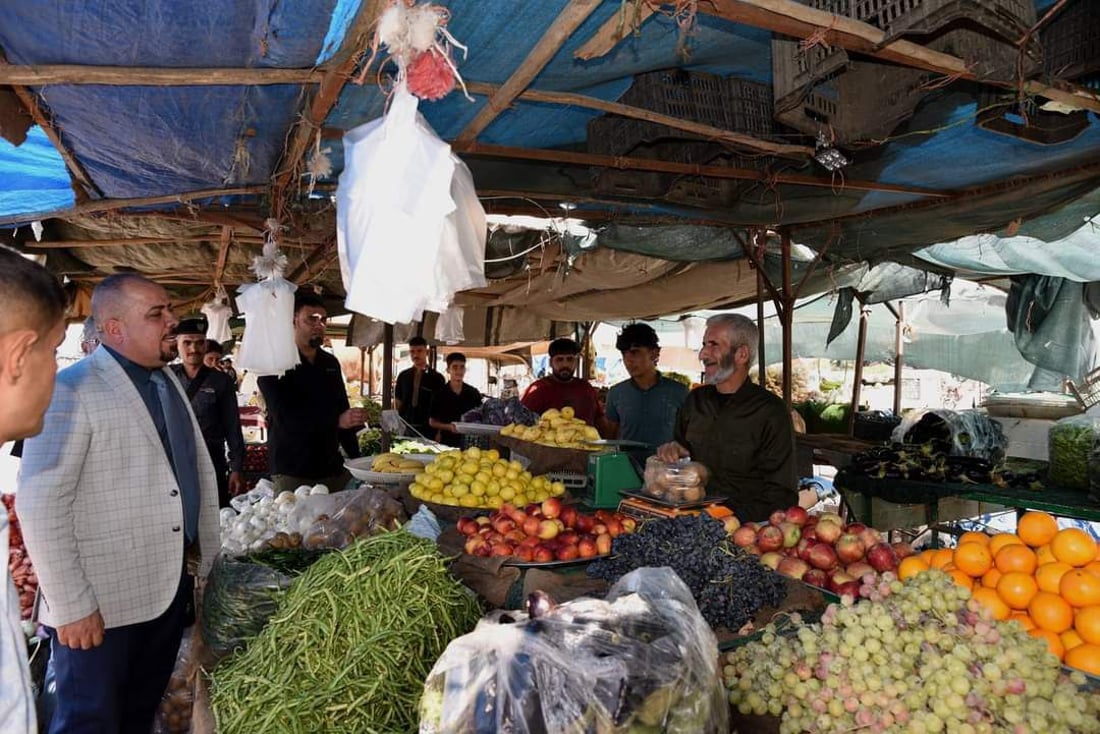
[724,570,1100,733]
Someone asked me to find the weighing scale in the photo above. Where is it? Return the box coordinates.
[616,493,732,521]
[578,440,649,509]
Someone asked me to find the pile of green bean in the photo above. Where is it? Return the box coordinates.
[209,530,482,733]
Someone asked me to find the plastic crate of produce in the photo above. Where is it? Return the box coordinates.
[1042,0,1100,81]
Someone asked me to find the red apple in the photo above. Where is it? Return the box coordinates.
[845,561,874,579]
[808,542,839,571]
[464,537,488,555]
[577,537,598,558]
[733,526,757,547]
[606,519,624,538]
[835,580,861,599]
[492,517,516,535]
[892,541,916,559]
[557,531,579,546]
[803,568,829,588]
[818,511,844,527]
[844,522,867,536]
[456,517,479,536]
[537,520,561,540]
[475,516,492,527]
[525,503,542,517]
[759,551,783,570]
[574,514,595,534]
[835,534,866,564]
[785,506,810,526]
[802,526,818,542]
[859,527,883,549]
[619,516,637,534]
[559,505,578,529]
[722,516,742,535]
[490,543,515,557]
[514,546,535,563]
[779,521,802,548]
[769,509,787,527]
[595,533,612,555]
[533,546,555,563]
[517,535,541,550]
[777,557,810,580]
[827,570,855,593]
[556,544,580,561]
[757,525,784,553]
[795,537,814,562]
[867,542,899,573]
[592,523,608,535]
[522,516,541,537]
[815,519,843,545]
[541,497,563,520]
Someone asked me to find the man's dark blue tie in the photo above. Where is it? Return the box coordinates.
[150,371,201,543]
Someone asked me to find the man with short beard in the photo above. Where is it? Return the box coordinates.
[521,338,605,431]
[657,313,796,521]
[257,293,367,493]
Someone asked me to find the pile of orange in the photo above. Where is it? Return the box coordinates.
[905,512,1100,676]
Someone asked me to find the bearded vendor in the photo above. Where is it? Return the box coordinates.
[656,313,796,522]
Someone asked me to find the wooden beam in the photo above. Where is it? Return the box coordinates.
[288,238,338,283]
[703,0,1100,114]
[0,65,323,87]
[463,81,813,158]
[22,235,313,250]
[0,185,266,226]
[270,0,386,222]
[461,142,949,198]
[4,80,100,202]
[454,0,604,147]
[575,3,657,60]
[214,227,233,285]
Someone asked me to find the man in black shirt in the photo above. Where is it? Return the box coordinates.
[257,293,367,493]
[394,336,445,439]
[172,317,245,507]
[657,313,796,522]
[429,352,483,447]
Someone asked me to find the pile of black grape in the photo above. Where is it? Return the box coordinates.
[587,515,787,630]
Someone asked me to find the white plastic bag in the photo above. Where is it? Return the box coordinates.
[433,304,464,344]
[235,277,298,376]
[201,286,234,344]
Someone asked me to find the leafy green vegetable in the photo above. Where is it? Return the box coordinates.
[1048,416,1098,491]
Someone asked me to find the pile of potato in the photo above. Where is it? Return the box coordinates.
[499,407,601,449]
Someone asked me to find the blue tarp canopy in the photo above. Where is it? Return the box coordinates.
[0,0,1097,323]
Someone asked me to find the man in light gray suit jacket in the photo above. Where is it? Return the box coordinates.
[18,274,219,734]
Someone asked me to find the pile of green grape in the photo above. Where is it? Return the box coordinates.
[724,570,1100,733]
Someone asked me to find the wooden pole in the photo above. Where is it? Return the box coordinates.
[894,302,905,416]
[780,232,793,408]
[382,323,394,452]
[848,299,869,437]
[367,346,375,398]
[756,267,766,381]
[359,346,367,402]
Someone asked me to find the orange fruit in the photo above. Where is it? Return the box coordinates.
[1084,560,1100,575]
[947,568,973,589]
[1035,562,1073,594]
[994,544,1038,575]
[1060,569,1100,608]
[930,548,955,570]
[1029,591,1074,633]
[1028,628,1065,661]
[958,531,990,547]
[981,567,1003,589]
[954,542,993,578]
[972,587,1011,621]
[988,533,1025,556]
[1017,512,1058,548]
[1062,629,1085,651]
[897,555,930,581]
[1064,644,1100,676]
[1009,611,1036,631]
[1075,606,1100,644]
[1051,528,1098,567]
[997,571,1039,610]
[1035,544,1057,566]
[920,549,937,566]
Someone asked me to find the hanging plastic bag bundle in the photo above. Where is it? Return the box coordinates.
[201,285,234,344]
[235,219,299,376]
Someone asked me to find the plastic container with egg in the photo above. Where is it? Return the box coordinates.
[641,456,710,504]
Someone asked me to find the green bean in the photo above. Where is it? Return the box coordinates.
[209,530,482,733]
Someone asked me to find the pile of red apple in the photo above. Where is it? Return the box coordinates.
[730,506,915,599]
[457,497,637,563]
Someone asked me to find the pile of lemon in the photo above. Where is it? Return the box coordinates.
[408,446,566,509]
[499,407,601,449]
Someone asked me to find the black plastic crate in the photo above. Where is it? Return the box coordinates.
[801,0,1035,46]
[976,89,1089,145]
[1041,0,1100,81]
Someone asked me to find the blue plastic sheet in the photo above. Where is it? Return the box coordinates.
[0,126,74,219]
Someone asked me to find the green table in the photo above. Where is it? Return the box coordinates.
[835,471,1100,544]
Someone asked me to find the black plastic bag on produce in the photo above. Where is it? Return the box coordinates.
[152,627,195,733]
[1050,414,1100,491]
[290,487,407,549]
[891,409,1006,462]
[200,556,294,662]
[419,567,728,734]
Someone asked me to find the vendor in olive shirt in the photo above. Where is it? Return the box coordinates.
[257,293,367,493]
[657,313,796,521]
[429,352,483,447]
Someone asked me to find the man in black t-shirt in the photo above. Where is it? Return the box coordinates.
[429,352,483,447]
[394,336,445,439]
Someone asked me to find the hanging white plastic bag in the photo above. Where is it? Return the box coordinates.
[202,285,234,343]
[337,84,457,324]
[433,304,464,344]
[235,229,299,376]
[425,157,487,313]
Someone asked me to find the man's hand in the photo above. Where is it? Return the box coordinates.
[57,610,105,650]
[338,408,369,430]
[227,471,244,496]
[655,441,690,463]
